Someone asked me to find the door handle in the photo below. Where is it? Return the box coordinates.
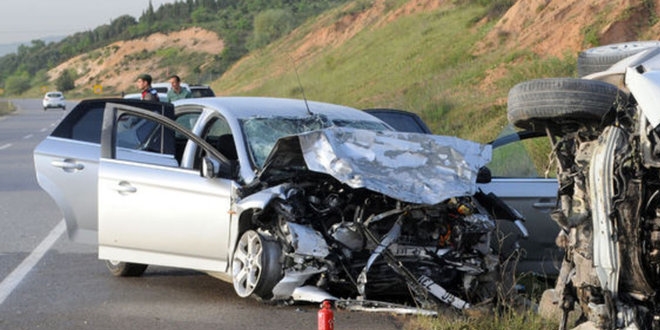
[115,181,137,194]
[51,159,84,171]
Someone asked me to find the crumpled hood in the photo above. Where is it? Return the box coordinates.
[259,127,492,205]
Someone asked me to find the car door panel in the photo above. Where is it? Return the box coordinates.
[98,159,232,272]
[98,103,234,272]
[34,137,100,243]
[479,178,561,275]
[481,130,562,276]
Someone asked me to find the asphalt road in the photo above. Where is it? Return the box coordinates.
[0,99,406,330]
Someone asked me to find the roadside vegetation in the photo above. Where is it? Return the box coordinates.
[0,0,351,96]
[213,1,576,143]
[0,99,15,116]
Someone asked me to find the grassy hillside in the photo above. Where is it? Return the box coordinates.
[212,1,576,143]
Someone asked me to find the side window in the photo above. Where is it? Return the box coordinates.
[193,117,236,169]
[115,113,178,167]
[175,112,201,134]
[489,134,555,178]
[51,105,104,143]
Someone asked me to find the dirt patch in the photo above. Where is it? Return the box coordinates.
[47,27,223,95]
[473,0,642,58]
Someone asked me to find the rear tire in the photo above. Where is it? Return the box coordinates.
[105,260,148,277]
[507,78,623,132]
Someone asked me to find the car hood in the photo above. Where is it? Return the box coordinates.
[258,127,492,205]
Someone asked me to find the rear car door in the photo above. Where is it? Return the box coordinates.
[34,99,174,244]
[479,131,561,276]
[97,103,234,272]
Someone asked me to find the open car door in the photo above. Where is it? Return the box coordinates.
[97,102,235,272]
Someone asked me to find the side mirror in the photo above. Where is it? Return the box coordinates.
[201,156,237,179]
[201,157,218,178]
[476,166,492,184]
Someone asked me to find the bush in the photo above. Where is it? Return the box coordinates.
[56,69,76,92]
[248,9,294,50]
[5,73,31,95]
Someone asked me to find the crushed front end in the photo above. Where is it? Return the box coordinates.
[234,128,521,311]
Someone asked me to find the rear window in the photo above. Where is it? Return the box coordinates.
[46,92,62,98]
[190,87,215,98]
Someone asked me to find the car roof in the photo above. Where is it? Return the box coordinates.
[174,96,383,122]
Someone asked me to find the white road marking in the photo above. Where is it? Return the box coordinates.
[0,220,65,305]
[23,134,33,140]
[0,143,10,150]
[40,128,48,132]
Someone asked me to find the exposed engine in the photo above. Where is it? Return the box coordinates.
[544,95,660,329]
[254,173,501,309]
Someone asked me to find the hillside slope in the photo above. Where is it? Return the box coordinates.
[47,27,223,96]
[48,0,659,142]
[209,0,659,141]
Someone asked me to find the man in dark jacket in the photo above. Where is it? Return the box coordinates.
[136,73,159,101]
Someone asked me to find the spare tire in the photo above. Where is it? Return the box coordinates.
[577,41,660,77]
[507,78,623,132]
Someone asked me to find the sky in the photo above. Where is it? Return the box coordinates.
[0,0,177,45]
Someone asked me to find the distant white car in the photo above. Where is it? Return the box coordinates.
[42,91,66,111]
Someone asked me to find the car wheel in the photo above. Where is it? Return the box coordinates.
[105,260,148,277]
[577,41,660,77]
[232,230,283,299]
[507,78,623,132]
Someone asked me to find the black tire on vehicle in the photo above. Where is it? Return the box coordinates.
[231,230,283,300]
[507,78,624,132]
[577,41,660,77]
[105,260,148,277]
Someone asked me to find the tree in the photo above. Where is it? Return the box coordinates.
[5,72,31,95]
[248,9,293,50]
[55,70,76,92]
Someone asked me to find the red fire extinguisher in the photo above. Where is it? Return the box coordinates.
[318,300,334,330]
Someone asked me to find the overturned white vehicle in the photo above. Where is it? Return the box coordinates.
[508,42,660,329]
[34,97,524,309]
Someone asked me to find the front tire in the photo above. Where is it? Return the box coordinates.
[105,260,148,277]
[232,230,283,299]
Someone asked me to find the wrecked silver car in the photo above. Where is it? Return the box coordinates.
[508,42,660,329]
[35,97,523,310]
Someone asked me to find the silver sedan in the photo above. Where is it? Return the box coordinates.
[34,96,532,310]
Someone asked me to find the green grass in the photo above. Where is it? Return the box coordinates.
[403,309,558,330]
[213,2,575,145]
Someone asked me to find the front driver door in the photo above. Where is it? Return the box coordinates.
[97,103,234,272]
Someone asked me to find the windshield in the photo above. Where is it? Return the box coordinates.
[241,115,389,169]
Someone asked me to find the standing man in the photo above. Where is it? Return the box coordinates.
[167,75,192,101]
[136,73,159,101]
